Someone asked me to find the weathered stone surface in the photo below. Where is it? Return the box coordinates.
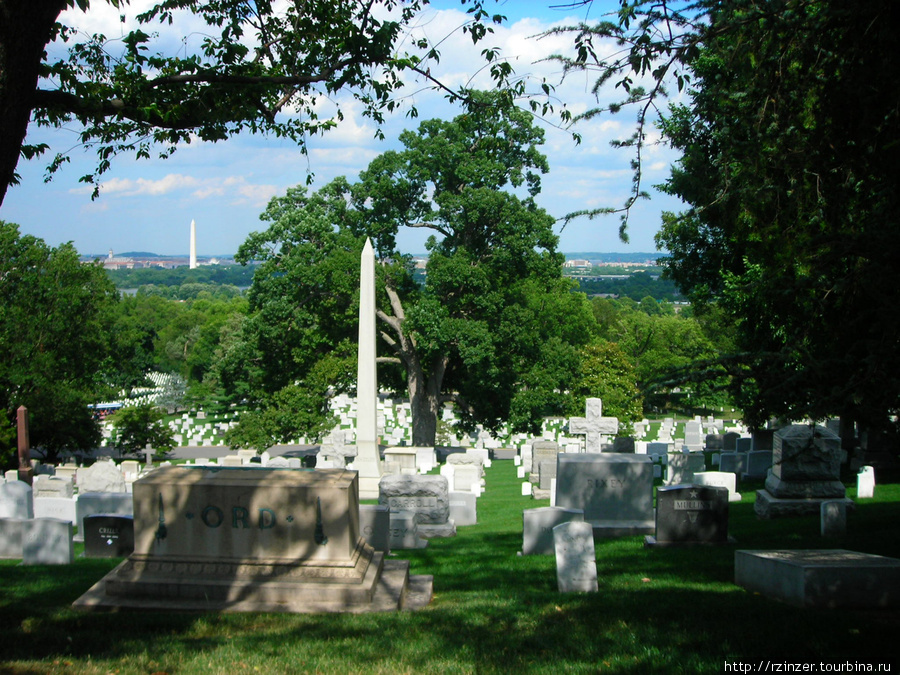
[665,452,705,485]
[649,485,729,546]
[772,424,841,481]
[0,481,33,519]
[820,501,846,538]
[77,460,126,493]
[556,453,654,537]
[447,453,484,473]
[33,477,74,499]
[611,437,635,453]
[553,521,598,592]
[23,518,74,565]
[74,466,432,613]
[692,471,741,502]
[754,490,853,519]
[764,474,846,499]
[0,518,27,559]
[359,504,390,552]
[378,474,450,525]
[735,549,900,608]
[522,506,584,556]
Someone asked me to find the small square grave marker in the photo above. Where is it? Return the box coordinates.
[83,514,135,558]
[23,518,74,565]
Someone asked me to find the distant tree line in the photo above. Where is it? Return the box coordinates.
[575,271,685,303]
[1,212,731,466]
[106,264,257,289]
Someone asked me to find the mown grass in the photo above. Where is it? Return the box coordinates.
[2,462,899,674]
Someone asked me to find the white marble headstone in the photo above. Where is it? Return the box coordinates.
[857,466,875,499]
[553,520,598,592]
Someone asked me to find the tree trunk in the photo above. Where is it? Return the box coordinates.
[377,284,449,447]
[407,354,448,447]
[0,0,67,206]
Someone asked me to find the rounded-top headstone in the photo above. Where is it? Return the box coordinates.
[378,474,450,525]
[77,460,126,493]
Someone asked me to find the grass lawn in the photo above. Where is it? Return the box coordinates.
[2,462,899,674]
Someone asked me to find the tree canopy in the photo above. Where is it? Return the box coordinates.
[1,0,512,206]
[0,221,118,462]
[655,0,900,430]
[222,93,597,448]
[110,402,175,457]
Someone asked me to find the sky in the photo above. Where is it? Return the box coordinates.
[1,0,687,257]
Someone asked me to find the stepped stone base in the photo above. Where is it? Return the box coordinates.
[72,467,431,614]
[418,521,457,538]
[74,550,432,613]
[590,519,655,538]
[754,490,854,519]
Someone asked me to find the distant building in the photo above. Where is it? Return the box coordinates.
[564,259,592,269]
[101,250,143,270]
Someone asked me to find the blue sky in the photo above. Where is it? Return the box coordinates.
[1,0,685,257]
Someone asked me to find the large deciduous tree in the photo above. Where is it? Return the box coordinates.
[111,402,175,457]
[224,93,596,448]
[655,0,900,431]
[0,221,118,462]
[0,0,508,205]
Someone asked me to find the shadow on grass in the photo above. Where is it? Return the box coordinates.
[3,467,900,673]
[3,574,897,674]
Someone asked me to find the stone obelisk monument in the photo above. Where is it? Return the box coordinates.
[354,238,382,499]
[17,406,33,485]
[189,219,197,269]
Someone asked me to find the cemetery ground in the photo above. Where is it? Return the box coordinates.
[2,463,899,674]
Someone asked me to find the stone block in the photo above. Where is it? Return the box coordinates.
[76,460,126,493]
[23,518,74,565]
[83,514,135,558]
[0,518,27,559]
[735,549,900,608]
[359,504,390,552]
[556,453,653,538]
[34,496,78,523]
[449,491,477,527]
[75,492,133,541]
[692,471,741,502]
[646,485,729,546]
[553,521,598,592]
[0,481,33,519]
[522,506,583,555]
[820,500,847,538]
[389,511,427,549]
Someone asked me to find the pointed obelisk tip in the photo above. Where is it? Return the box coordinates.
[362,237,373,256]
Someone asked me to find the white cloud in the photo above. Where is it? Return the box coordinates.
[79,200,109,214]
[80,174,200,197]
[14,3,685,256]
[233,182,280,206]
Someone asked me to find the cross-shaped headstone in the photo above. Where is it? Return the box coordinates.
[143,443,154,467]
[568,398,618,453]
